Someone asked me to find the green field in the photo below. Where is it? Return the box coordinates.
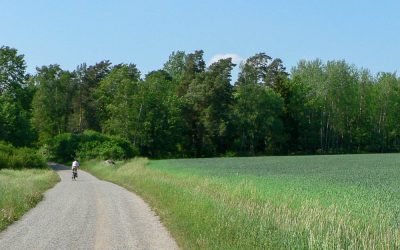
[82,154,400,249]
[0,169,60,231]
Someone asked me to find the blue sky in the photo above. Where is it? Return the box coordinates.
[1,0,399,77]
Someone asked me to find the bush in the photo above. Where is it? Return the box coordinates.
[50,133,80,162]
[224,151,237,157]
[0,151,8,168]
[98,141,126,160]
[11,148,46,169]
[75,141,102,160]
[0,141,14,154]
[49,130,137,162]
[0,142,46,169]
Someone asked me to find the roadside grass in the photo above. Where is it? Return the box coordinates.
[82,154,400,249]
[0,168,60,231]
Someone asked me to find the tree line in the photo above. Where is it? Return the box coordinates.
[1,45,400,159]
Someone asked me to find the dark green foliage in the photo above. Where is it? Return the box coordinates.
[50,133,80,162]
[0,46,26,97]
[0,142,46,169]
[184,58,235,156]
[49,130,136,162]
[233,84,285,155]
[31,65,74,143]
[77,131,136,160]
[3,44,400,160]
[95,64,141,141]
[0,95,35,146]
[0,47,36,147]
[135,70,186,158]
[9,148,47,169]
[178,50,206,96]
[70,61,111,132]
[233,53,287,155]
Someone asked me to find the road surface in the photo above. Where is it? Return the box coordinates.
[0,163,178,250]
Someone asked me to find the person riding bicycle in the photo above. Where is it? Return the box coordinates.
[72,159,80,180]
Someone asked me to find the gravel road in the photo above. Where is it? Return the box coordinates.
[0,164,178,250]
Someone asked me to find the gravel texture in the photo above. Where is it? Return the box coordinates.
[0,163,178,250]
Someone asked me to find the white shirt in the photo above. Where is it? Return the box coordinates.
[72,161,80,169]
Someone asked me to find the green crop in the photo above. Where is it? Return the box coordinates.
[83,154,400,249]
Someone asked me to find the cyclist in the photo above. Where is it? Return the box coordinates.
[72,159,80,180]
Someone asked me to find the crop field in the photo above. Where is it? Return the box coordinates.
[83,154,400,249]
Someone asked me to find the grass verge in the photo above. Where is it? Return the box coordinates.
[0,168,60,231]
[82,155,400,249]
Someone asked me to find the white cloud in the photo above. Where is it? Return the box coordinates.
[208,53,243,66]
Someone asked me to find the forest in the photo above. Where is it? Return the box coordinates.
[1,45,400,160]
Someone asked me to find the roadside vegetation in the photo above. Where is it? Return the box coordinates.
[0,169,59,231]
[0,142,60,231]
[0,142,46,169]
[46,130,136,162]
[83,154,400,249]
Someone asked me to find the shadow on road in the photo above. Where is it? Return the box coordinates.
[48,162,69,171]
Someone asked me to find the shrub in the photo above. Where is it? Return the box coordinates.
[98,141,126,160]
[49,130,137,162]
[75,141,102,160]
[0,151,9,168]
[224,151,237,157]
[0,142,46,169]
[50,133,80,162]
[11,148,46,169]
[0,141,14,154]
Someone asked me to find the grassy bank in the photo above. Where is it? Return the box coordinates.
[82,154,400,249]
[0,168,60,231]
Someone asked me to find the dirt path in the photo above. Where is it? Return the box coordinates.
[0,163,178,250]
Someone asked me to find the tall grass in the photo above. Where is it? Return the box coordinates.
[0,168,59,231]
[0,142,46,169]
[82,155,400,249]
